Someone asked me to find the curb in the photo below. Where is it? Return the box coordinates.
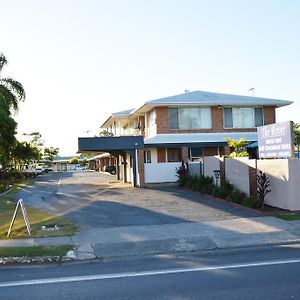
[0,188,12,197]
[182,187,300,216]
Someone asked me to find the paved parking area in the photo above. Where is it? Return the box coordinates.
[16,171,256,230]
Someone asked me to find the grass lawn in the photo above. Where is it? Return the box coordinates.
[0,245,73,258]
[276,214,300,221]
[0,182,76,239]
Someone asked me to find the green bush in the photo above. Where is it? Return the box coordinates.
[3,170,24,180]
[193,176,214,193]
[243,196,261,208]
[211,180,235,198]
[176,162,189,187]
[0,183,7,193]
[226,189,245,204]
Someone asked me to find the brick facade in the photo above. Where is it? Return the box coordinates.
[137,149,145,187]
[181,147,189,162]
[263,106,276,125]
[155,106,275,134]
[157,148,166,162]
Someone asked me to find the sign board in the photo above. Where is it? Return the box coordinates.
[257,121,294,159]
[7,199,32,237]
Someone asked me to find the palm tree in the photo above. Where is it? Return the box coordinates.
[293,123,300,157]
[0,53,25,111]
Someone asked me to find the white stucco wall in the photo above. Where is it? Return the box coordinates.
[144,162,181,183]
[203,156,222,185]
[257,159,300,211]
[225,157,255,195]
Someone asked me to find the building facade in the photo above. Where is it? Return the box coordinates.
[78,90,292,186]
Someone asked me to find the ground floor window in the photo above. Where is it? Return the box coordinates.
[189,147,203,159]
[144,150,151,163]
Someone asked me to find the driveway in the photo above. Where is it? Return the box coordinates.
[16,171,256,231]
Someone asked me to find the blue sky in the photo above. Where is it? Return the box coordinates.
[1,0,299,155]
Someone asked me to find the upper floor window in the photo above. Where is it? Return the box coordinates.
[224,107,263,128]
[169,107,212,130]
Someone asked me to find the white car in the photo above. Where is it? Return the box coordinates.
[74,165,85,170]
[35,166,45,172]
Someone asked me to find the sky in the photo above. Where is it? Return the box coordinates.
[1,0,299,155]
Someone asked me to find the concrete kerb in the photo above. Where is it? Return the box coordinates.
[2,215,300,264]
[182,187,300,216]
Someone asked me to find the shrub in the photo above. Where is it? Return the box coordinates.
[213,180,235,198]
[176,162,189,187]
[243,196,261,208]
[3,170,24,180]
[0,183,7,193]
[193,176,214,193]
[226,189,245,204]
[257,171,271,209]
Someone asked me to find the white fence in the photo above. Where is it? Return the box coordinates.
[144,162,181,183]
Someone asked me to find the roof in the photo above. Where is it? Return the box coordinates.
[144,132,258,146]
[101,90,293,127]
[78,136,144,152]
[134,90,292,114]
[112,108,135,117]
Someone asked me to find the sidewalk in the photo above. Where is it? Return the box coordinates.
[1,216,300,260]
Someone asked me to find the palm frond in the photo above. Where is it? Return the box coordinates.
[0,84,20,111]
[1,77,25,101]
[0,53,8,73]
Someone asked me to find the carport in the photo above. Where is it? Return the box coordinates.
[78,136,144,187]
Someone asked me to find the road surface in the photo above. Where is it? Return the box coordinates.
[0,244,300,299]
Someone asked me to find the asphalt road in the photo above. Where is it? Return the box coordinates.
[15,171,255,231]
[1,244,300,299]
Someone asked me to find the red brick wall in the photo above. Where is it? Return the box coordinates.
[203,147,218,156]
[154,106,268,134]
[157,148,166,162]
[182,147,189,162]
[137,149,145,187]
[263,106,276,125]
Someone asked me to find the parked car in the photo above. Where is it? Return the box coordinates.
[104,165,116,175]
[35,166,45,172]
[44,167,53,173]
[74,165,85,170]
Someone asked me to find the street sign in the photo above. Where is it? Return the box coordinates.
[7,199,32,237]
[257,121,294,159]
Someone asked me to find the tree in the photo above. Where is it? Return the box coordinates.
[22,132,44,149]
[293,123,300,157]
[43,147,59,162]
[69,157,79,164]
[99,130,114,137]
[0,53,25,168]
[11,141,40,169]
[225,138,249,157]
[0,53,25,112]
[0,105,17,168]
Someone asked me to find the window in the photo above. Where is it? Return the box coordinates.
[190,147,203,158]
[254,108,263,127]
[167,148,182,162]
[144,150,151,163]
[224,107,263,128]
[169,107,212,129]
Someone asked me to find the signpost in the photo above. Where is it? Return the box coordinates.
[257,121,294,159]
[7,199,32,237]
